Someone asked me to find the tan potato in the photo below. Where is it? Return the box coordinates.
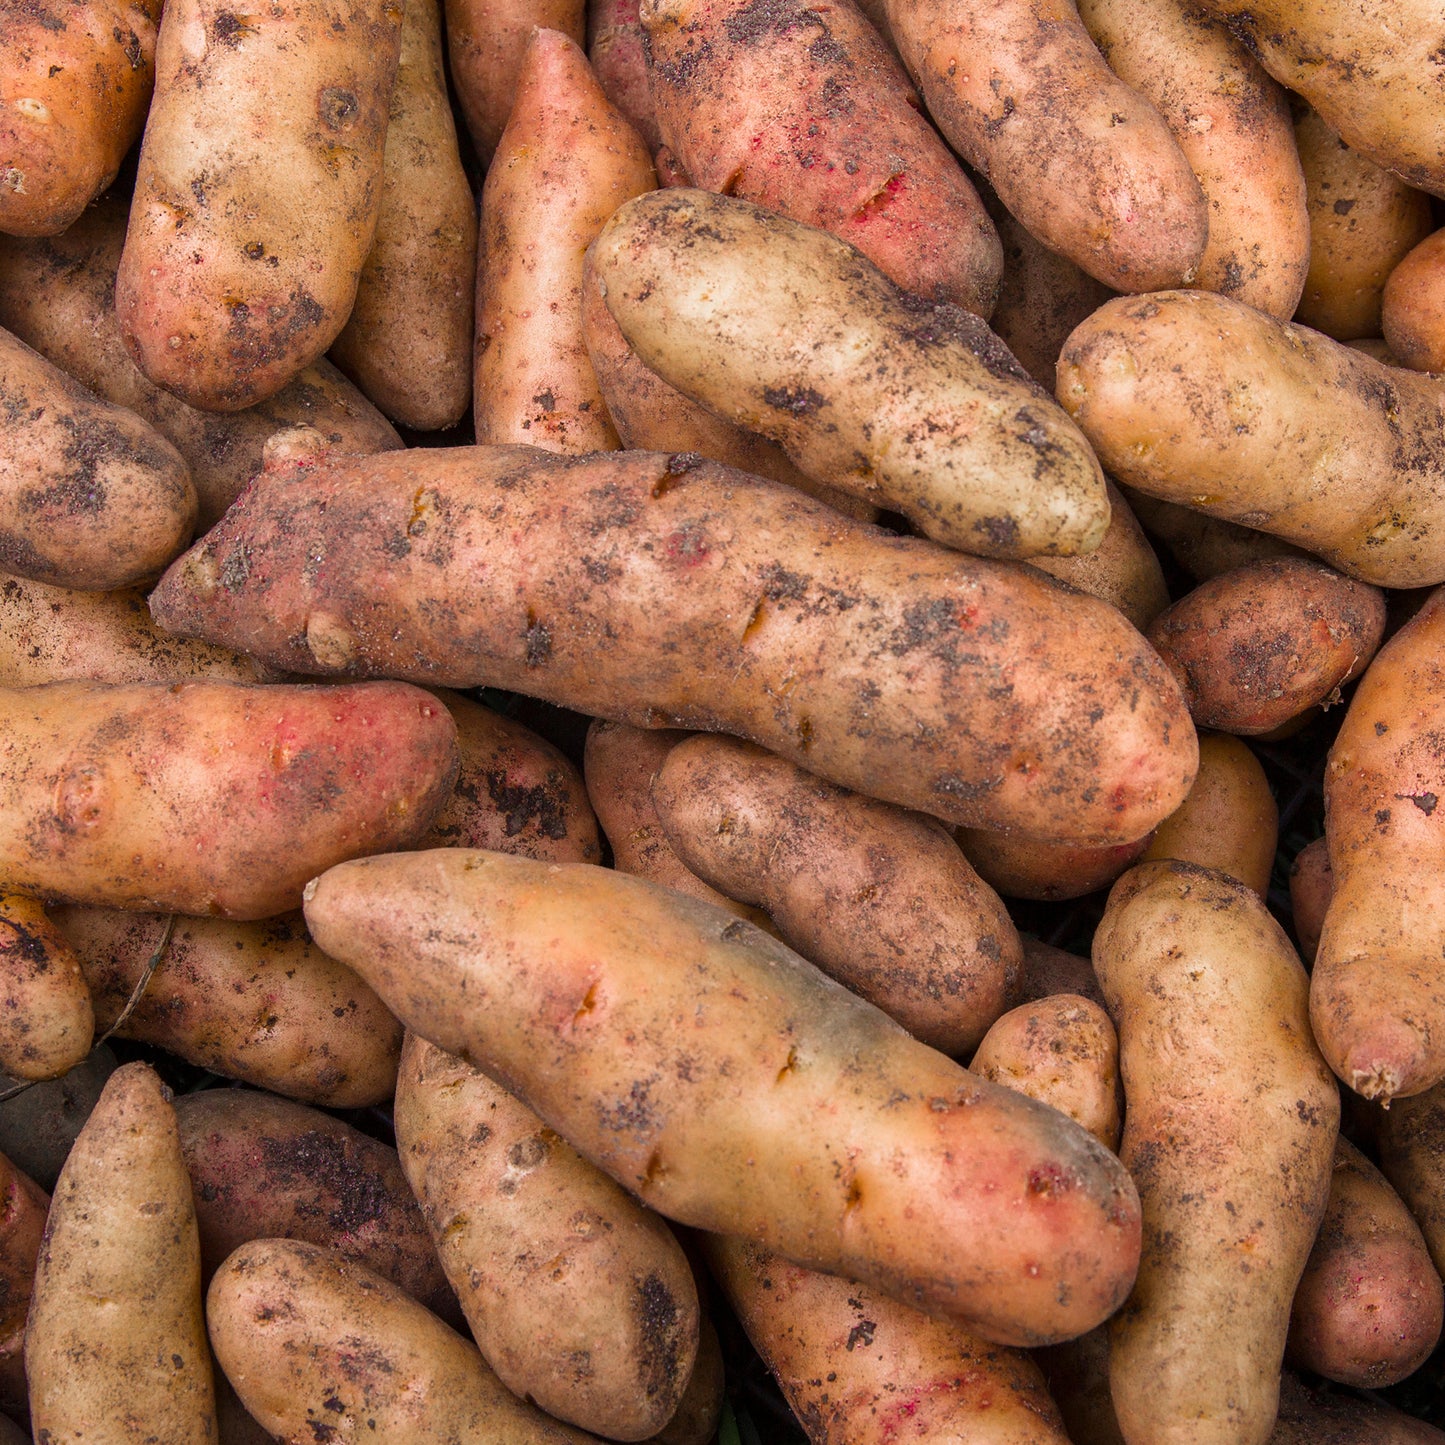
[1292,107,1435,341]
[1058,290,1445,587]
[706,1235,1072,1444]
[0,892,92,1080]
[1141,732,1278,896]
[26,1062,214,1443]
[115,0,404,411]
[395,1034,699,1440]
[955,832,1150,903]
[0,325,196,589]
[475,30,653,451]
[1383,228,1445,374]
[305,850,1144,1347]
[149,446,1196,846]
[593,189,1109,559]
[1016,936,1106,1009]
[1122,488,1309,583]
[1093,861,1339,1445]
[329,0,476,431]
[651,734,1023,1054]
[55,909,402,1107]
[0,1150,48,1412]
[1287,835,1331,964]
[587,0,661,151]
[0,1044,114,1189]
[208,1239,600,1443]
[215,1371,279,1445]
[0,0,160,236]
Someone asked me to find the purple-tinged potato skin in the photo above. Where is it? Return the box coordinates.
[956,831,1149,904]
[1314,589,1445,1101]
[115,0,403,412]
[304,851,1144,1348]
[25,1063,215,1444]
[0,1150,47,1412]
[207,1239,600,1444]
[651,734,1023,1054]
[588,0,661,151]
[641,0,1002,317]
[53,908,402,1107]
[1288,836,1331,964]
[0,679,458,918]
[1147,559,1386,735]
[706,1235,1072,1445]
[1058,291,1445,588]
[0,892,92,1080]
[1269,1371,1445,1444]
[1286,1136,1443,1388]
[395,1035,699,1441]
[149,446,1196,846]
[1383,229,1445,376]
[1093,861,1339,1445]
[174,1089,456,1320]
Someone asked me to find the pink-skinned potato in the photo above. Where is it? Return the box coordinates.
[0,1150,47,1412]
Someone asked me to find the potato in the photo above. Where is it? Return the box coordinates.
[1270,1371,1445,1444]
[1286,1136,1442,1387]
[26,1062,214,1443]
[651,734,1023,1054]
[706,1235,1072,1444]
[0,1044,114,1189]
[1122,488,1309,584]
[1287,836,1331,964]
[1016,936,1105,1009]
[0,679,458,917]
[1375,1079,1445,1288]
[592,190,1108,558]
[588,0,660,151]
[0,1149,47,1411]
[151,445,1193,845]
[55,908,402,1107]
[208,1239,599,1443]
[305,850,1143,1347]
[651,1317,723,1445]
[395,1034,699,1440]
[1383,228,1445,375]
[0,193,403,532]
[0,892,92,1080]
[328,0,476,431]
[115,0,403,411]
[640,0,1001,316]
[1057,290,1445,587]
[955,832,1149,903]
[1093,861,1339,1445]
[0,0,159,236]
[0,324,196,590]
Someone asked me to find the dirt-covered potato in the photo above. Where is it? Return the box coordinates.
[1016,936,1105,1009]
[0,892,92,1080]
[1270,1371,1445,1443]
[1123,488,1309,583]
[0,1044,114,1189]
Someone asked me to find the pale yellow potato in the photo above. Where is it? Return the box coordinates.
[0,892,91,1080]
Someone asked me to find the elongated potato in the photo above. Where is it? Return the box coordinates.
[396,1034,699,1440]
[305,850,1143,1347]
[26,1063,214,1443]
[0,1150,48,1411]
[149,445,1197,846]
[1093,861,1339,1445]
[115,0,403,410]
[1058,290,1445,587]
[0,892,92,1080]
[592,189,1108,558]
[1383,229,1445,375]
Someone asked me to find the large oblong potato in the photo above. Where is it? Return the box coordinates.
[592,189,1108,559]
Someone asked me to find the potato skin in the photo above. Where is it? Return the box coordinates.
[1123,488,1308,584]
[1270,1372,1445,1444]
[1383,229,1445,375]
[0,680,458,918]
[0,892,92,1080]
[1375,1080,1445,1290]
[0,1044,114,1189]
[1016,936,1105,1009]
[1058,290,1445,587]
[115,0,403,411]
[1093,861,1339,1445]
[955,832,1149,904]
[0,1150,47,1412]
[588,0,661,150]
[395,1034,699,1440]
[148,446,1196,846]
[26,1062,215,1444]
[1288,836,1331,964]
[305,851,1143,1347]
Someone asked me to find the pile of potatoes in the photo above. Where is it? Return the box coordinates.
[3,0,1445,1438]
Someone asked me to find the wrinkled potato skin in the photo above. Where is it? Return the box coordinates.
[1383,229,1445,375]
[882,0,1206,293]
[706,1236,1072,1444]
[55,908,402,1107]
[329,0,476,431]
[1094,861,1339,1445]
[641,0,1001,316]
[1314,589,1445,1101]
[0,0,160,236]
[1078,0,1307,318]
[1147,559,1386,735]
[1286,1136,1443,1387]
[26,1063,215,1444]
[475,30,653,452]
[1293,108,1434,341]
[115,0,403,411]
[0,680,458,918]
[1058,291,1445,588]
[174,1090,454,1317]
[0,194,402,531]
[0,1150,47,1411]
[956,831,1149,903]
[588,0,661,150]
[1142,733,1277,896]
[970,994,1121,1152]
[593,190,1109,559]
[395,1035,699,1440]
[1288,836,1331,964]
[1270,1372,1445,1444]
[0,326,196,589]
[652,734,1023,1054]
[150,446,1196,846]
[0,892,92,1080]
[208,1239,599,1444]
[1123,488,1308,583]
[305,852,1144,1348]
